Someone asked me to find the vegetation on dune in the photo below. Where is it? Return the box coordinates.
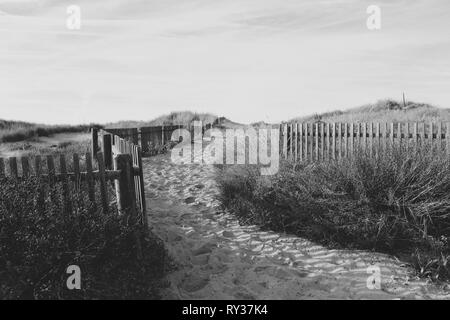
[0,176,169,299]
[0,120,98,143]
[1,111,228,147]
[0,119,35,131]
[5,139,92,158]
[290,99,450,123]
[106,111,218,128]
[150,111,217,126]
[1,111,219,144]
[217,145,450,282]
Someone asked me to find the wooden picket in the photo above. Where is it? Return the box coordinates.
[281,122,450,161]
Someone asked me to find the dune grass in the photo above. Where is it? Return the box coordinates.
[0,120,96,143]
[216,144,450,281]
[106,111,218,129]
[291,99,450,124]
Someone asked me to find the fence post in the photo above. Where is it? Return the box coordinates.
[85,153,97,211]
[349,123,354,158]
[137,146,148,228]
[59,155,71,216]
[21,157,30,177]
[114,153,142,260]
[282,124,287,159]
[97,152,109,214]
[447,122,450,156]
[137,127,142,149]
[91,127,99,160]
[315,123,319,161]
[438,122,442,152]
[331,123,336,160]
[102,134,112,170]
[338,123,342,159]
[344,123,348,159]
[421,122,425,148]
[389,122,394,149]
[114,154,137,216]
[326,123,330,161]
[290,124,293,160]
[376,123,380,153]
[299,123,303,161]
[9,157,18,179]
[73,153,81,191]
[320,123,325,161]
[294,123,298,162]
[35,156,44,214]
[429,122,434,154]
[304,123,308,161]
[0,158,4,178]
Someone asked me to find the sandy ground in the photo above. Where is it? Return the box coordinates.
[143,151,450,300]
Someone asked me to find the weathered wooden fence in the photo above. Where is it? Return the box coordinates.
[140,125,181,154]
[105,128,139,145]
[0,151,142,221]
[89,123,217,222]
[93,129,147,226]
[281,122,450,161]
[102,123,215,155]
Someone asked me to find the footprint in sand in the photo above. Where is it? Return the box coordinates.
[143,152,450,300]
[184,196,196,204]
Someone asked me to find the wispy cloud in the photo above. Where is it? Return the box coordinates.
[0,0,449,124]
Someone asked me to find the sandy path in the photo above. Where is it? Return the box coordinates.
[143,153,449,300]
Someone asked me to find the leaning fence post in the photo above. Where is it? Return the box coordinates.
[114,154,136,216]
[91,127,99,160]
[137,146,148,228]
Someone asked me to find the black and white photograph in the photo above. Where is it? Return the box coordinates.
[1,0,450,306]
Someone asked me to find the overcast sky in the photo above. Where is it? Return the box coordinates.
[0,0,449,124]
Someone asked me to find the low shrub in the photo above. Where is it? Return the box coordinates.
[0,177,168,299]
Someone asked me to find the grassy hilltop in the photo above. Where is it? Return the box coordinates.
[106,111,218,128]
[291,99,450,123]
[0,120,94,143]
